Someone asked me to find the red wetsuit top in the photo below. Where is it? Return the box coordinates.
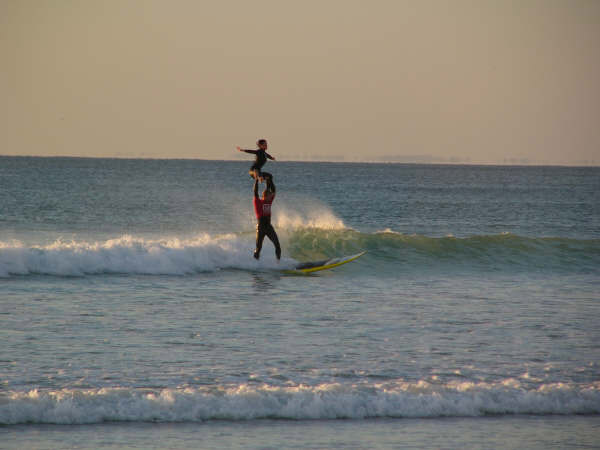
[253,194,275,220]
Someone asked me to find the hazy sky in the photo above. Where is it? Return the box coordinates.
[2,0,599,164]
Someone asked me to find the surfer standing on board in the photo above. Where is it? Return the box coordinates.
[237,139,275,181]
[253,173,281,261]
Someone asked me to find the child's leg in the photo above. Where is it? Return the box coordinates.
[249,163,262,180]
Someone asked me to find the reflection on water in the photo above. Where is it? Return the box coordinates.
[251,273,275,293]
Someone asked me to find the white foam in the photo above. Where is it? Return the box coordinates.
[1,381,598,424]
[0,235,294,277]
[375,228,403,235]
[273,208,346,230]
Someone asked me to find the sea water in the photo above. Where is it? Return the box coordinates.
[1,157,599,449]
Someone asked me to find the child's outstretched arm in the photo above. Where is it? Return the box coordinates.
[237,146,258,154]
[266,152,275,160]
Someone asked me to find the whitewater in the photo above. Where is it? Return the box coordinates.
[1,157,599,449]
[4,381,600,425]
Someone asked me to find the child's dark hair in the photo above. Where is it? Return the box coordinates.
[257,139,267,146]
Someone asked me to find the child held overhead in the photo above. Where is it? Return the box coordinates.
[237,139,275,181]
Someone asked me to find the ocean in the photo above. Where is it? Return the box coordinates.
[1,156,599,449]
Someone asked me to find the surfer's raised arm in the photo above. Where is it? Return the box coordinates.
[265,174,275,194]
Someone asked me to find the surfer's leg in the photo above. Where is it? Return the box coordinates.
[265,225,281,260]
[254,222,266,259]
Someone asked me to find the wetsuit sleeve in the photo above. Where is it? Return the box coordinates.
[265,152,275,160]
[253,178,259,198]
[243,149,259,155]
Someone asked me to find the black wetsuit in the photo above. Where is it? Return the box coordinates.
[255,216,281,260]
[243,149,274,177]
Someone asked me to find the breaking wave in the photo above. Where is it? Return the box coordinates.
[1,380,598,425]
[0,229,598,277]
[0,234,294,277]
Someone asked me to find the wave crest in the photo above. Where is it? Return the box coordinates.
[2,231,598,277]
[288,230,600,273]
[2,381,598,424]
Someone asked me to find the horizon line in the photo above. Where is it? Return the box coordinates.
[1,154,598,168]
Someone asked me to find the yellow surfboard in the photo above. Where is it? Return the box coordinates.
[284,251,366,274]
